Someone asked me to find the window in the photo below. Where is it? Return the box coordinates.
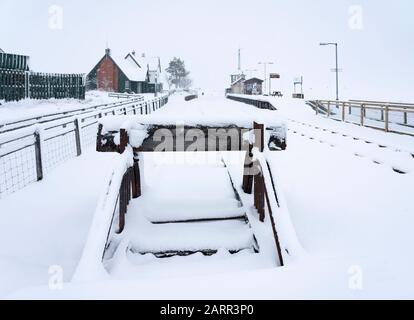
[125,80,130,90]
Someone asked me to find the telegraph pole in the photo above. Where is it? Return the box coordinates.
[320,42,339,101]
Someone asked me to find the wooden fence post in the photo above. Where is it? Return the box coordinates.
[253,122,264,152]
[74,119,82,156]
[132,159,141,198]
[118,176,126,233]
[242,143,254,194]
[385,105,389,132]
[34,131,43,181]
[342,102,346,121]
[327,101,331,118]
[360,104,365,127]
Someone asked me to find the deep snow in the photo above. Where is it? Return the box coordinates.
[1,93,414,299]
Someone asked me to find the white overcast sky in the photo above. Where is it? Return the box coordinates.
[1,0,413,101]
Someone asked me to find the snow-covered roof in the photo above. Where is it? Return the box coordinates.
[111,54,148,82]
[0,48,4,53]
[134,54,161,72]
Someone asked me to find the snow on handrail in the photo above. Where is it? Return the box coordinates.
[311,99,414,135]
[0,94,167,133]
[73,147,135,282]
[254,149,304,265]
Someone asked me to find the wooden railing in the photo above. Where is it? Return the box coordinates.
[0,95,169,198]
[117,160,141,233]
[242,122,284,266]
[73,148,140,279]
[108,93,145,100]
[0,94,169,134]
[311,99,414,135]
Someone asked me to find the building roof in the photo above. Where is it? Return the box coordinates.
[92,50,147,82]
[0,48,4,53]
[244,77,264,84]
[129,52,164,84]
[129,53,161,72]
[115,54,148,82]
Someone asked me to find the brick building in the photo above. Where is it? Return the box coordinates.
[86,48,163,94]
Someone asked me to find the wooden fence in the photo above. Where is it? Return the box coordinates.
[0,69,85,102]
[0,95,169,198]
[0,52,29,71]
[311,99,414,135]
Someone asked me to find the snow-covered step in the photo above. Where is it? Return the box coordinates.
[133,196,245,223]
[127,218,256,254]
[145,166,237,198]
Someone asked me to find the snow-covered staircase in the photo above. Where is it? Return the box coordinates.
[128,218,256,257]
[105,160,260,277]
[126,162,257,257]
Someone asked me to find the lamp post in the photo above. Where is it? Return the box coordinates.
[258,61,274,95]
[320,42,339,101]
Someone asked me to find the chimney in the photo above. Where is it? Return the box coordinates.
[142,53,146,58]
[105,48,111,56]
[132,50,136,56]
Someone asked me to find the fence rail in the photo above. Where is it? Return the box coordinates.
[0,52,29,71]
[0,95,169,198]
[0,95,151,134]
[311,99,414,136]
[108,93,145,100]
[0,69,85,102]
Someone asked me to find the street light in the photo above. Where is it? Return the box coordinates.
[320,42,339,101]
[258,61,274,95]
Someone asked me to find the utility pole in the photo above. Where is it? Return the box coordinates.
[238,48,241,72]
[320,42,339,101]
[258,61,274,95]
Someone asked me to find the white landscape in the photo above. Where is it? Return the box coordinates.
[1,0,414,302]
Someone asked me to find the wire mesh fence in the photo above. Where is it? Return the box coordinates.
[0,144,37,197]
[43,130,78,173]
[0,95,169,199]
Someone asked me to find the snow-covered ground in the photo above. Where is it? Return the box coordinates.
[0,91,118,125]
[0,150,117,297]
[1,93,414,299]
[0,91,160,126]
